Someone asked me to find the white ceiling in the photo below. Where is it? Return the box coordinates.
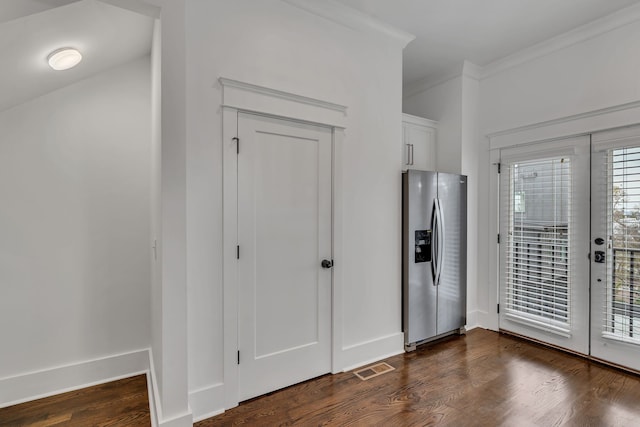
[3,0,640,111]
[335,0,640,88]
[0,0,153,113]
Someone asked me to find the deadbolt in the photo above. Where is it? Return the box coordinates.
[594,251,605,263]
[321,259,334,269]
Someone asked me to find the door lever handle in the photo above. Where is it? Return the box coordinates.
[321,259,334,269]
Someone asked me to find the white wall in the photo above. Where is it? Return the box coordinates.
[143,0,190,423]
[403,77,462,174]
[0,57,151,378]
[476,18,640,328]
[461,73,480,328]
[149,16,163,399]
[401,67,481,328]
[480,20,640,136]
[185,0,404,416]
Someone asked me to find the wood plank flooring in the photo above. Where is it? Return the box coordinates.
[3,330,640,426]
[199,329,640,426]
[0,374,150,427]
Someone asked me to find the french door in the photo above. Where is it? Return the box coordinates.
[500,129,640,370]
[591,128,640,371]
[499,136,590,355]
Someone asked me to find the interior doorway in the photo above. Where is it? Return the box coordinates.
[235,112,333,401]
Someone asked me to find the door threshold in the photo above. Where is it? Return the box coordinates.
[500,329,640,377]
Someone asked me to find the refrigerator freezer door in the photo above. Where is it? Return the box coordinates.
[403,170,438,345]
[436,172,467,335]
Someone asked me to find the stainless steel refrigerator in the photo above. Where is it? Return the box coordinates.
[402,170,467,351]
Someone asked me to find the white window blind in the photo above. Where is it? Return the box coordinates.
[603,147,640,343]
[504,157,572,329]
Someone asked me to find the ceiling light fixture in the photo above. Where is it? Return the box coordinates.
[47,48,82,71]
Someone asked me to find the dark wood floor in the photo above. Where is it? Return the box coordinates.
[3,330,640,426]
[199,329,640,426]
[0,374,150,427]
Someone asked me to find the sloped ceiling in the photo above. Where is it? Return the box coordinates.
[4,0,640,109]
[0,0,153,113]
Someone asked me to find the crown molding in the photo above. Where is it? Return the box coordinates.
[462,60,482,80]
[481,1,640,79]
[283,0,415,48]
[403,69,461,99]
[405,2,640,94]
[403,60,481,99]
[486,99,640,150]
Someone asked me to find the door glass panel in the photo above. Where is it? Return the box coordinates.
[603,147,640,343]
[504,158,571,332]
[499,136,589,354]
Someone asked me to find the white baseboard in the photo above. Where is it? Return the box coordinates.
[158,412,194,427]
[189,383,225,423]
[340,332,405,372]
[477,310,499,331]
[184,333,405,422]
[146,370,158,427]
[147,348,193,427]
[147,348,161,427]
[0,348,193,427]
[0,349,150,409]
[466,310,480,331]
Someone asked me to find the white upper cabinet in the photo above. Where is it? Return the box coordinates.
[402,113,437,171]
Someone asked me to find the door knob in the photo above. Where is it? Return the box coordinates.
[321,259,334,269]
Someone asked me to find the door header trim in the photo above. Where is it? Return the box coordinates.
[219,78,347,113]
[219,78,347,129]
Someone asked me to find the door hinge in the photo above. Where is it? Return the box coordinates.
[497,303,500,314]
[233,136,239,154]
[497,163,501,174]
[497,233,500,244]
[237,350,240,365]
[237,245,240,260]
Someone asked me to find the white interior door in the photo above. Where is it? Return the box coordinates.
[591,129,640,371]
[499,136,590,354]
[237,112,332,402]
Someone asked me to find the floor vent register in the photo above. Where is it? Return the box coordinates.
[353,362,395,381]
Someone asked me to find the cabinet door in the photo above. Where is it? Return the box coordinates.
[403,122,436,171]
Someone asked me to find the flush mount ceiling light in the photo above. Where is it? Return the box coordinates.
[47,48,82,71]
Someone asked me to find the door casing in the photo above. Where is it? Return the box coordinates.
[485,99,640,333]
[494,128,640,372]
[497,136,591,355]
[220,79,347,409]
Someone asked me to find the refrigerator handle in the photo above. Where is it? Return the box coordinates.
[436,198,445,286]
[432,199,444,286]
[434,199,443,286]
[431,199,438,285]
